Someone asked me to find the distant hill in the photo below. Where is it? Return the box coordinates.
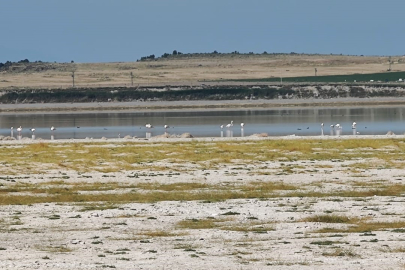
[0,54,404,89]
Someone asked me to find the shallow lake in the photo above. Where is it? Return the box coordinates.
[1,106,405,139]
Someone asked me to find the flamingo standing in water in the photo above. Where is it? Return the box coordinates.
[51,126,56,138]
[145,123,153,129]
[241,122,245,128]
[164,124,170,129]
[30,128,36,140]
[352,122,357,129]
[226,121,233,128]
[17,126,22,137]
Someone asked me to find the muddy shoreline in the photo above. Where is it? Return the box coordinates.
[2,97,405,113]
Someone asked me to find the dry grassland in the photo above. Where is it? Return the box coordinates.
[1,54,405,89]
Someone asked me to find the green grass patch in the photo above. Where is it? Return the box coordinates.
[232,71,405,83]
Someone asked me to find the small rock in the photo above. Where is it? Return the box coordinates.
[180,133,193,138]
[250,133,268,137]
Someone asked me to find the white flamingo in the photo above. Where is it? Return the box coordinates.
[220,124,224,129]
[17,126,22,136]
[50,126,56,136]
[352,122,357,129]
[30,128,35,135]
[226,121,233,128]
[145,123,153,129]
[164,124,170,129]
[241,122,245,128]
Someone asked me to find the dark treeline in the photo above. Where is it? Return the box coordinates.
[0,59,43,70]
[0,87,295,104]
[137,51,354,61]
[2,84,405,104]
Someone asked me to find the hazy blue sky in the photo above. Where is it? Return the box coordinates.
[1,0,404,63]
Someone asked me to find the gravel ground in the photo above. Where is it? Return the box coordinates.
[1,135,405,269]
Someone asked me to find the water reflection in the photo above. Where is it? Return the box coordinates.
[1,106,405,139]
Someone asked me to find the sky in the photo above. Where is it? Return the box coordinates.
[1,0,404,63]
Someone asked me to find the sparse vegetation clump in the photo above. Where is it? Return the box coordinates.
[301,215,353,223]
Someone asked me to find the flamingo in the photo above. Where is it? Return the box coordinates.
[164,124,170,129]
[17,126,22,136]
[220,124,224,129]
[352,122,357,129]
[241,122,245,128]
[50,126,56,138]
[30,128,35,135]
[226,121,233,128]
[145,123,153,129]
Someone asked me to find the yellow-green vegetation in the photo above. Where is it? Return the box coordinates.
[37,245,74,253]
[138,230,187,238]
[1,138,405,206]
[303,214,405,234]
[0,180,298,205]
[2,180,405,206]
[176,218,231,230]
[301,214,355,223]
[315,220,405,233]
[0,139,404,174]
[322,248,359,257]
[175,217,274,233]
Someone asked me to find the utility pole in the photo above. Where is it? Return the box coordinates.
[72,71,75,87]
[388,56,392,71]
[130,72,134,86]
